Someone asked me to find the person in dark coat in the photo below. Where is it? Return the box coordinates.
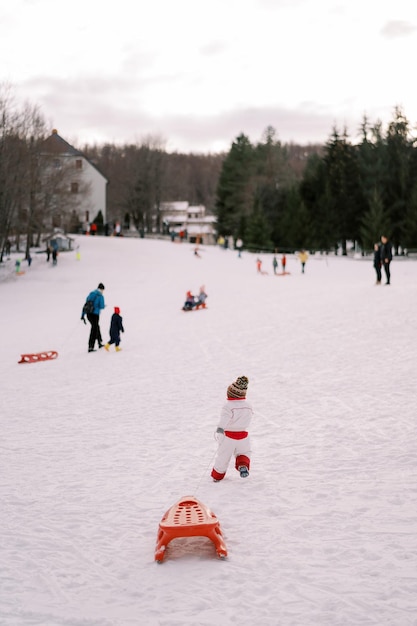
[373,243,382,285]
[182,290,196,311]
[380,235,393,285]
[105,307,124,352]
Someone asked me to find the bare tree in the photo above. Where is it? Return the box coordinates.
[0,85,29,259]
[0,86,90,261]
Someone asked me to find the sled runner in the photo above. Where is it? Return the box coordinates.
[155,495,227,563]
[18,350,58,364]
[182,302,207,311]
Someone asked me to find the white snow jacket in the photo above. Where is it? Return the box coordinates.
[217,398,253,436]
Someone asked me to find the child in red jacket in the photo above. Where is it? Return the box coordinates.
[211,376,253,481]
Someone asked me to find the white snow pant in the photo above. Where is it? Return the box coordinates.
[211,434,251,481]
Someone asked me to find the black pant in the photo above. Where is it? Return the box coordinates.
[383,261,391,284]
[87,313,102,349]
[374,264,382,283]
[108,334,121,347]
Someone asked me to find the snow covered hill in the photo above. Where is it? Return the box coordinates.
[1,236,417,625]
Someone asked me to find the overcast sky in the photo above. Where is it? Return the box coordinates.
[1,0,417,153]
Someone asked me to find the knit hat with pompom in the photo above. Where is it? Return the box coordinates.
[227,376,249,399]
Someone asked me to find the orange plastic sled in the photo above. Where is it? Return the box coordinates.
[18,350,58,364]
[155,495,227,563]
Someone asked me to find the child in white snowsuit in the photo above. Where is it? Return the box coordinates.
[211,376,253,481]
[196,285,208,308]
[104,307,124,351]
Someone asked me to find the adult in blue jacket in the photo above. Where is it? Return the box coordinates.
[82,282,106,352]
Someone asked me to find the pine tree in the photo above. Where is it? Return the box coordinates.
[278,186,312,249]
[245,194,273,250]
[323,128,364,254]
[383,107,417,250]
[215,134,255,239]
[360,189,389,251]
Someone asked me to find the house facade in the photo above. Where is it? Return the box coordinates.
[40,130,108,233]
[159,201,217,244]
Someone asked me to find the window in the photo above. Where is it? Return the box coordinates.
[71,182,79,193]
[75,159,82,170]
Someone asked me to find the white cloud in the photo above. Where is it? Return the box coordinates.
[2,0,417,151]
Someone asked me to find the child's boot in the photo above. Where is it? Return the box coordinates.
[239,466,249,478]
[104,343,110,351]
[115,346,122,352]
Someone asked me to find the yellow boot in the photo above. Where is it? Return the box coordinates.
[104,343,110,351]
[115,346,122,352]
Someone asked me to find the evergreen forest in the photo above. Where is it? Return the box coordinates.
[215,109,417,255]
[1,82,417,260]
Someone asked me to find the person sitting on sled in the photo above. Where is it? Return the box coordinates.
[195,285,208,309]
[211,375,253,482]
[182,290,196,310]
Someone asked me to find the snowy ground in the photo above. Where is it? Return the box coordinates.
[1,236,417,626]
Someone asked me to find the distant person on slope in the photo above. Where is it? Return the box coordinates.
[182,290,196,311]
[380,235,393,285]
[82,282,106,352]
[298,249,308,273]
[373,242,382,285]
[195,285,208,309]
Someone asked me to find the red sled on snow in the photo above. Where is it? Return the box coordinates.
[155,495,227,563]
[18,350,58,364]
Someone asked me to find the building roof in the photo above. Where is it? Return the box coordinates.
[160,201,189,212]
[41,130,82,156]
[187,215,216,223]
[184,225,215,235]
[40,130,108,181]
[42,229,75,243]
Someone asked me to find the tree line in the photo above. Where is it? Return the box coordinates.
[0,85,226,260]
[216,108,417,255]
[2,81,417,261]
[82,140,224,234]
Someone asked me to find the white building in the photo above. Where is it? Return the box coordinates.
[160,201,217,244]
[41,130,108,232]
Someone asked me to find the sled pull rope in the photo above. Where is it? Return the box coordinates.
[193,447,218,496]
